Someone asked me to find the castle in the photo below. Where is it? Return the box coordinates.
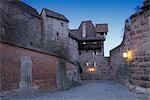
[0,0,149,94]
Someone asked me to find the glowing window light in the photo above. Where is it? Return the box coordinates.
[88,67,96,72]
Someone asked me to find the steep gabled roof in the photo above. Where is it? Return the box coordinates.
[78,20,96,37]
[4,1,41,19]
[69,20,108,41]
[43,8,69,22]
[95,24,108,33]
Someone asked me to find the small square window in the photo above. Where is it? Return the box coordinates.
[92,51,98,55]
[79,51,81,55]
[57,32,59,36]
[93,42,97,44]
[100,33,104,35]
[93,62,97,67]
[61,23,63,26]
[83,42,86,44]
[86,61,89,66]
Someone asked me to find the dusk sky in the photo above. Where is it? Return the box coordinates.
[22,0,143,56]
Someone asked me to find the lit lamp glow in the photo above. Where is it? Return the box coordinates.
[88,67,96,72]
[123,50,134,61]
[127,50,133,61]
[123,52,128,58]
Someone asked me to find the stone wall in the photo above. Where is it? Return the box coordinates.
[0,1,42,49]
[68,37,79,62]
[0,42,80,92]
[110,45,129,85]
[79,50,113,80]
[0,1,80,93]
[0,43,57,92]
[110,4,150,88]
[41,9,69,58]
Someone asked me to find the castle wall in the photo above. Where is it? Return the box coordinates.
[0,1,42,49]
[41,9,69,48]
[0,1,80,93]
[0,42,80,92]
[110,8,150,88]
[79,50,113,80]
[69,37,79,62]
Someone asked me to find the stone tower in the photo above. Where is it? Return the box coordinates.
[41,8,69,48]
[70,21,113,80]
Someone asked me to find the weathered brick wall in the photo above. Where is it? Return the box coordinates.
[0,1,80,93]
[110,6,150,88]
[41,9,69,48]
[0,43,57,92]
[0,1,42,49]
[110,45,129,85]
[0,42,81,92]
[40,9,70,60]
[0,1,70,60]
[127,9,150,88]
[69,37,79,62]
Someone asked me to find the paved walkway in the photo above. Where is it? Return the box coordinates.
[1,81,149,100]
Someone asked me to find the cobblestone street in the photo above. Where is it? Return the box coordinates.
[2,81,149,100]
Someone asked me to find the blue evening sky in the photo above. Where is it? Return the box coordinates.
[22,0,143,56]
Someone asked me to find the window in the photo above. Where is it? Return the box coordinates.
[30,42,33,46]
[86,61,89,66]
[82,31,86,37]
[93,62,97,67]
[79,51,81,55]
[61,23,63,26]
[0,25,6,35]
[100,32,104,35]
[92,51,98,55]
[57,32,59,36]
[93,42,97,44]
[82,23,86,37]
[83,42,86,44]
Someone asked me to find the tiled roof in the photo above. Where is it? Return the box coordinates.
[69,20,108,41]
[5,1,41,19]
[43,8,69,22]
[95,24,108,33]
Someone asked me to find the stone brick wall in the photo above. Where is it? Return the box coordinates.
[0,43,57,92]
[0,1,80,93]
[0,1,42,49]
[110,45,129,85]
[79,50,113,80]
[69,37,79,62]
[41,9,69,48]
[110,5,150,88]
[0,42,80,92]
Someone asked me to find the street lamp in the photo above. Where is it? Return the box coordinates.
[123,52,128,58]
[123,50,134,61]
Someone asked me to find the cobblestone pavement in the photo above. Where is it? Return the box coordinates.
[1,80,149,100]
